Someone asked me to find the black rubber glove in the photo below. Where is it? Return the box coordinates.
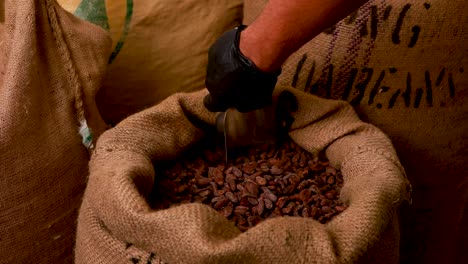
[204,25,281,113]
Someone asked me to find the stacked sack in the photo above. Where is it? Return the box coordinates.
[244,0,468,263]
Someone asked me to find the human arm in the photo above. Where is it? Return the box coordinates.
[241,0,369,72]
[204,0,369,112]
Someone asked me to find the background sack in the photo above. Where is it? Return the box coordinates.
[58,0,243,126]
[244,0,468,263]
[0,0,110,263]
[76,87,410,264]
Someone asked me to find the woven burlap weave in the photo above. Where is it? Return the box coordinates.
[76,87,410,264]
[0,0,110,263]
[244,1,468,263]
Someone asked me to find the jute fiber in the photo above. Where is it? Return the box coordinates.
[245,1,468,263]
[57,0,244,126]
[76,87,410,264]
[0,0,111,263]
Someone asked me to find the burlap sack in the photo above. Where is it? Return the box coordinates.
[57,0,243,126]
[0,0,110,263]
[76,86,410,264]
[244,0,468,263]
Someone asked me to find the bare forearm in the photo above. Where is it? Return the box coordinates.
[240,0,368,72]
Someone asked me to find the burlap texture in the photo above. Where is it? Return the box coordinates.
[0,0,111,263]
[245,1,468,263]
[76,86,410,264]
[56,0,243,126]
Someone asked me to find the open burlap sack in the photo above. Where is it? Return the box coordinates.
[57,0,243,126]
[76,87,410,264]
[245,1,468,263]
[0,0,110,263]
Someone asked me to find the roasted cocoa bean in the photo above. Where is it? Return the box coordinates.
[213,196,229,209]
[261,187,278,202]
[234,206,249,215]
[276,197,289,209]
[198,189,211,197]
[256,198,265,215]
[335,205,346,212]
[208,167,224,185]
[231,166,242,178]
[151,138,347,232]
[222,205,233,218]
[293,205,304,216]
[255,176,267,186]
[239,197,251,207]
[242,161,257,174]
[196,177,211,186]
[225,192,238,204]
[282,202,296,214]
[248,197,259,206]
[270,165,283,175]
[244,180,259,196]
[264,198,274,210]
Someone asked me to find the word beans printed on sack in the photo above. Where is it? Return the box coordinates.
[292,62,462,109]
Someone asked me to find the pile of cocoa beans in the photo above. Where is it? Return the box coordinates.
[150,138,346,232]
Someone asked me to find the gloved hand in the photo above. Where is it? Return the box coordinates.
[204,25,281,113]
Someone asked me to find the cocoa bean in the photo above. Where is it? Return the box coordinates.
[292,153,300,164]
[236,184,247,193]
[152,138,347,232]
[270,165,283,175]
[276,197,289,209]
[248,197,259,206]
[335,205,346,212]
[222,205,233,218]
[261,187,278,202]
[244,180,259,196]
[234,206,249,215]
[282,202,295,214]
[299,152,307,167]
[247,215,261,227]
[225,174,237,189]
[263,175,273,181]
[255,198,265,215]
[242,161,257,174]
[320,199,331,206]
[237,215,247,227]
[198,189,211,197]
[310,206,318,217]
[239,197,251,207]
[225,192,238,204]
[255,176,267,186]
[299,189,312,202]
[297,179,311,190]
[196,177,211,186]
[288,173,301,185]
[283,185,295,195]
[293,205,304,216]
[264,198,274,209]
[325,190,336,199]
[231,166,242,178]
[208,167,224,185]
[213,196,229,209]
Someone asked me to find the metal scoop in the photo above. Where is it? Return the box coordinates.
[215,90,298,163]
